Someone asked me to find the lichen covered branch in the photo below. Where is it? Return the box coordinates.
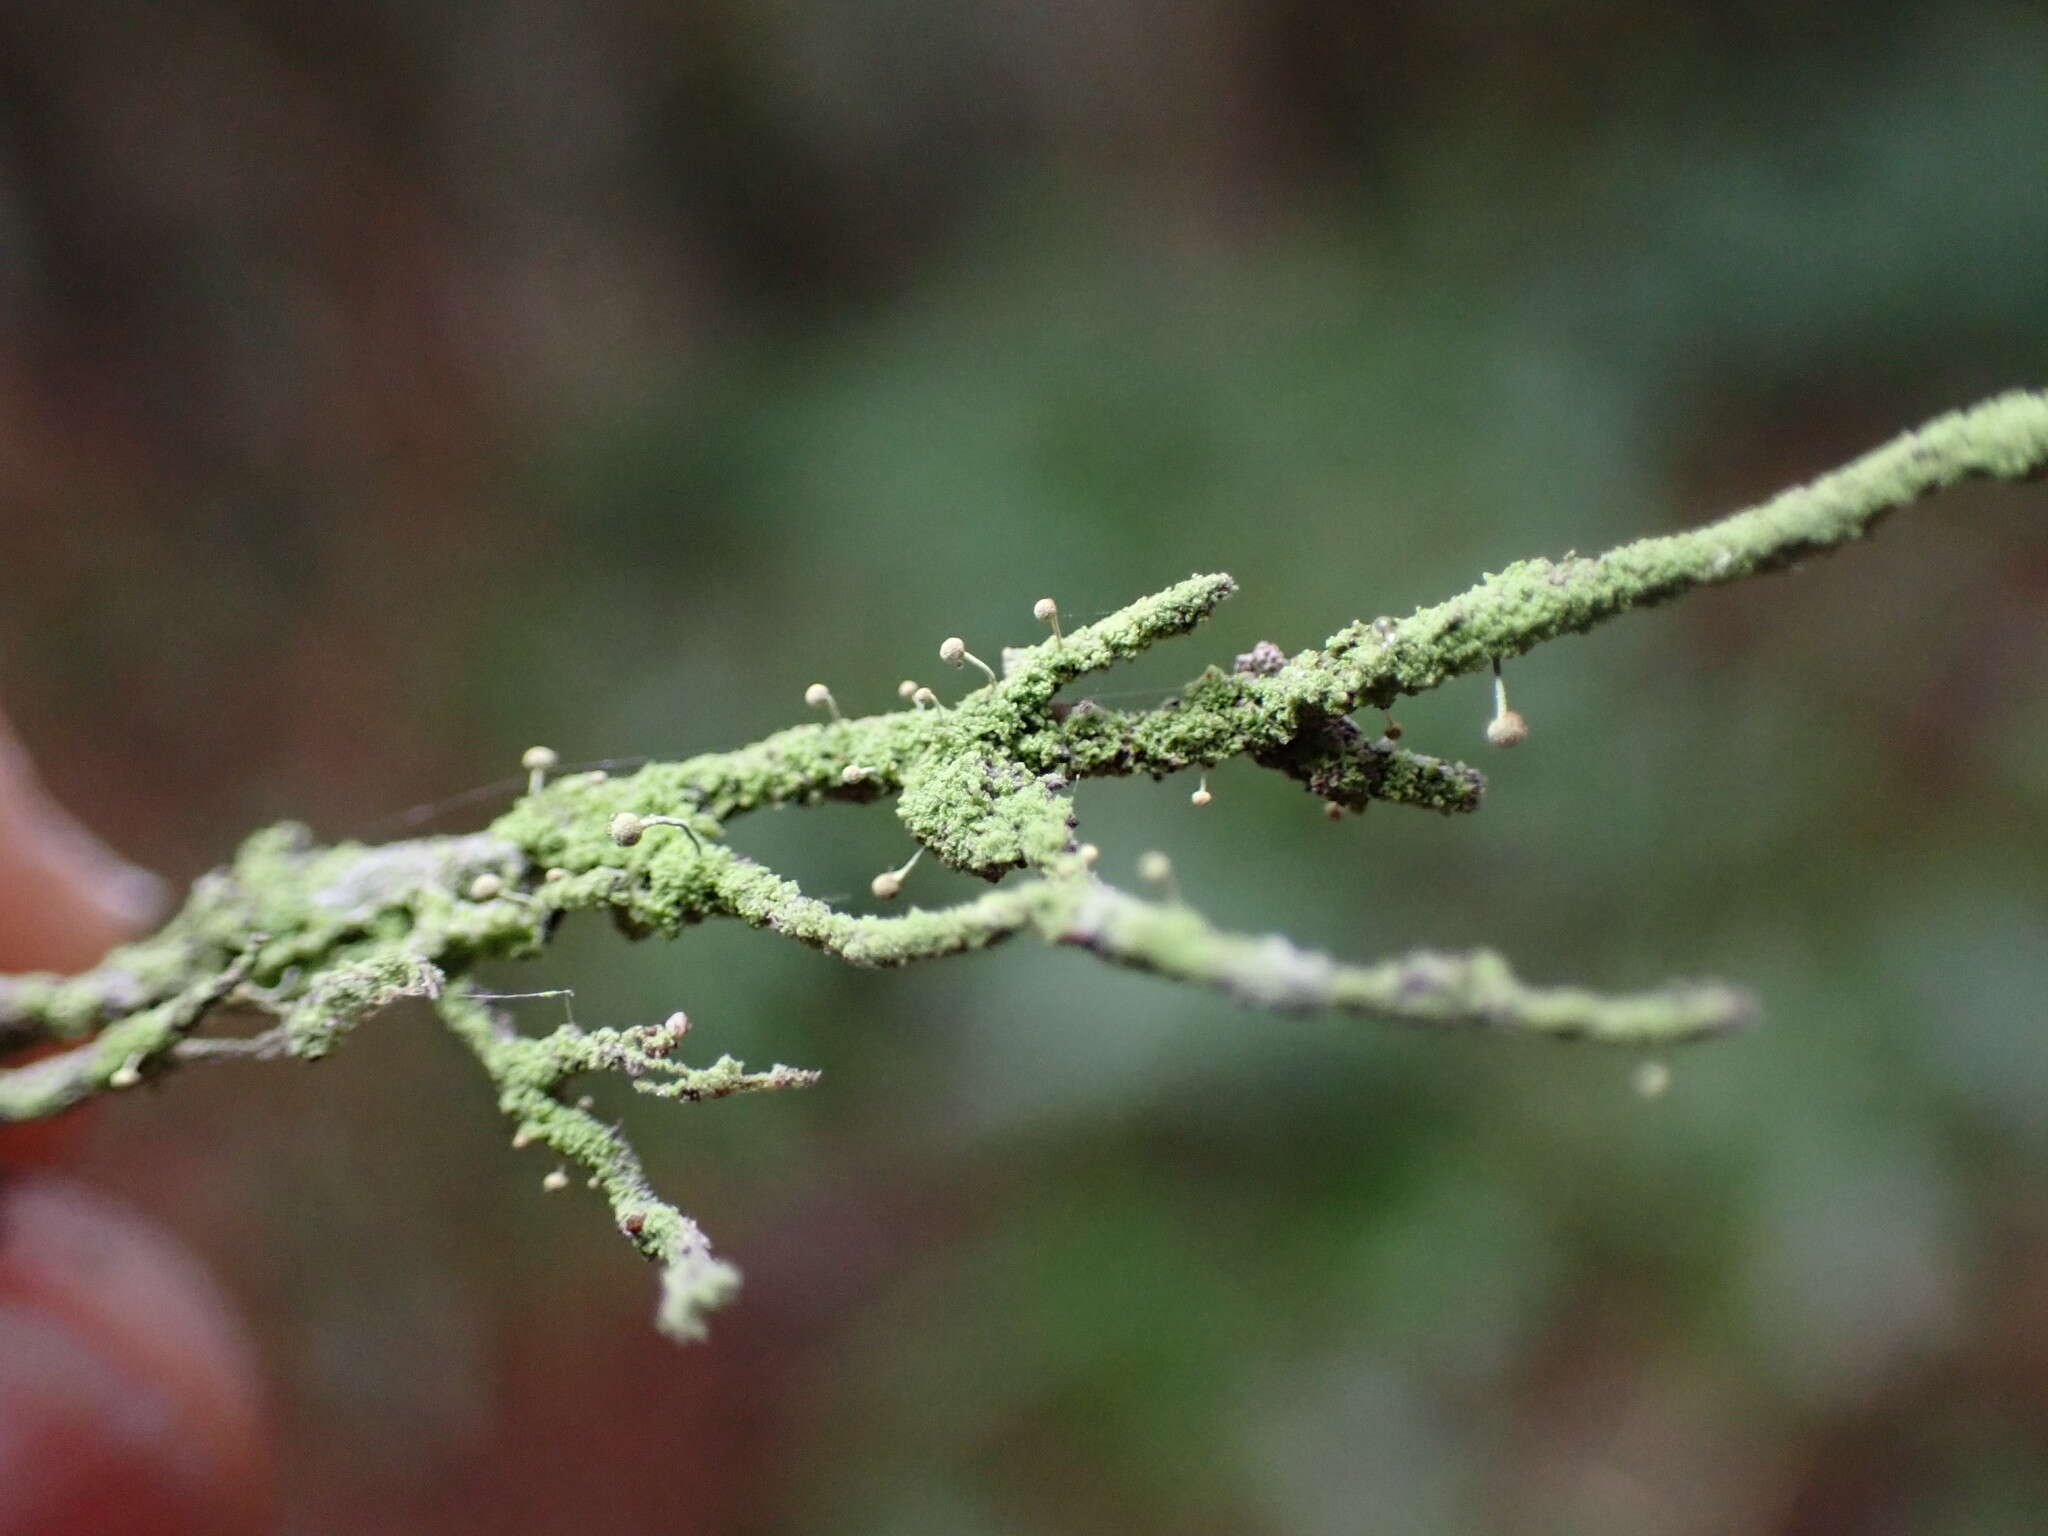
[1048,878,1755,1040]
[2,389,2042,1341]
[1306,388,2048,710]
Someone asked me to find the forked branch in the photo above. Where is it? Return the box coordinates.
[3,389,2043,1340]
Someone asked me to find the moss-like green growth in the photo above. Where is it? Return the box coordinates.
[4,389,2045,1341]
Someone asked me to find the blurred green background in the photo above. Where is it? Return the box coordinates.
[4,3,2048,1531]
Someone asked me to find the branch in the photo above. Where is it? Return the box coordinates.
[2,389,2041,1341]
[1049,879,1754,1041]
[1306,388,2048,709]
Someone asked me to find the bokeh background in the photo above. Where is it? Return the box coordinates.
[4,3,2048,1531]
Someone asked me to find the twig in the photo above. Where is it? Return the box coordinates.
[2,389,2041,1341]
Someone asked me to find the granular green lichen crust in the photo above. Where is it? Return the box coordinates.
[3,389,2045,1342]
